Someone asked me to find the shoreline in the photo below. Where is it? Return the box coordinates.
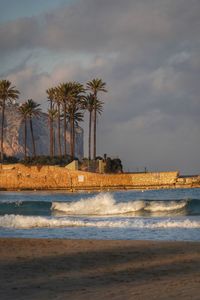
[0,184,200,192]
[1,187,200,192]
[1,238,200,299]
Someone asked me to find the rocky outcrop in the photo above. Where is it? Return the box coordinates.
[0,104,83,159]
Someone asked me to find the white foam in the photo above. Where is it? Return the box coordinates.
[52,193,145,215]
[52,193,188,215]
[145,200,187,212]
[0,214,200,229]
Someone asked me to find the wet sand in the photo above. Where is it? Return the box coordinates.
[0,238,200,300]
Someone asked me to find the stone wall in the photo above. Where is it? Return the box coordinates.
[0,164,193,191]
[0,164,72,190]
[176,176,200,188]
[69,171,179,190]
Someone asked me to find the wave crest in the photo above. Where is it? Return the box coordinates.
[0,214,200,229]
[145,200,187,212]
[51,193,188,215]
[52,193,145,215]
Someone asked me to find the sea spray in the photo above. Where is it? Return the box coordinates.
[145,200,187,212]
[51,193,188,215]
[52,193,146,215]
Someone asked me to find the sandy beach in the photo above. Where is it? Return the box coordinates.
[0,239,199,299]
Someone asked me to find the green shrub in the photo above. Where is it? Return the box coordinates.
[105,157,123,173]
[20,155,72,166]
[3,155,19,164]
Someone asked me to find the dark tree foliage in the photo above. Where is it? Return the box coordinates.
[3,154,19,164]
[105,157,123,173]
[95,156,103,160]
[20,155,72,166]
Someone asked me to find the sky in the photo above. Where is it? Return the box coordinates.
[0,0,200,174]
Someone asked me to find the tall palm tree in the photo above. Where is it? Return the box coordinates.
[0,80,19,161]
[47,108,57,157]
[25,99,41,158]
[83,93,103,160]
[57,82,75,158]
[54,87,62,158]
[66,106,84,159]
[67,82,85,160]
[47,87,62,158]
[57,81,85,160]
[18,103,29,159]
[86,78,107,160]
[46,88,55,158]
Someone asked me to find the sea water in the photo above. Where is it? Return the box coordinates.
[0,188,200,241]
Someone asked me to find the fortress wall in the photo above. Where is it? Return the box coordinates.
[0,164,72,190]
[69,171,179,189]
[0,164,184,191]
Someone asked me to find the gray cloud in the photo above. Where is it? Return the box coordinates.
[1,0,199,56]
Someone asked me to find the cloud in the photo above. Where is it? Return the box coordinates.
[0,0,199,57]
[168,52,191,65]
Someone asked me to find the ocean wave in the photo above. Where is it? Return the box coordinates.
[0,200,52,216]
[1,214,200,229]
[52,193,146,215]
[1,194,199,217]
[51,193,188,215]
[145,200,187,212]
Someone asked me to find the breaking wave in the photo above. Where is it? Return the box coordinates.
[51,193,188,215]
[144,200,187,212]
[0,193,200,218]
[52,193,145,215]
[0,214,200,229]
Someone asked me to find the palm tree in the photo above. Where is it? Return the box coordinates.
[47,108,57,157]
[25,99,41,158]
[53,87,62,158]
[83,93,103,160]
[0,80,19,161]
[67,82,85,160]
[56,81,85,160]
[57,82,75,158]
[47,87,62,158]
[66,106,84,159]
[18,103,29,159]
[86,78,107,160]
[46,88,55,158]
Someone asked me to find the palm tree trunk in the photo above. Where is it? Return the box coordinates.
[57,103,62,158]
[63,102,67,158]
[93,91,97,160]
[24,117,27,159]
[70,117,73,160]
[93,104,97,160]
[29,118,36,158]
[0,100,5,162]
[50,117,53,158]
[53,124,55,157]
[72,116,75,159]
[88,110,92,160]
[49,100,53,158]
